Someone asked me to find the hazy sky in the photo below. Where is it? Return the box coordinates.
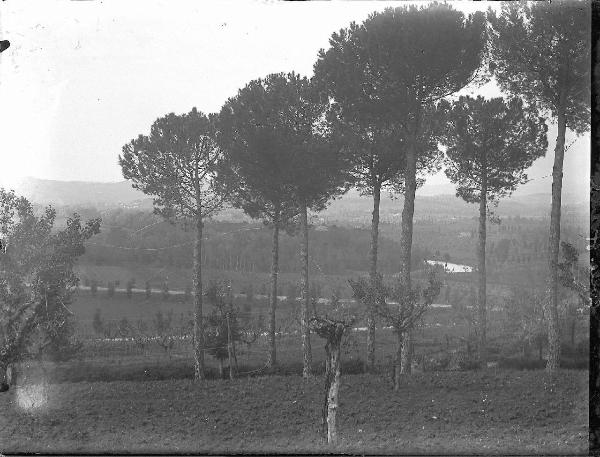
[0,1,590,197]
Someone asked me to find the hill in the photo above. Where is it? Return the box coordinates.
[7,177,588,224]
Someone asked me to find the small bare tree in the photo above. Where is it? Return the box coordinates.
[350,271,441,391]
[309,294,357,444]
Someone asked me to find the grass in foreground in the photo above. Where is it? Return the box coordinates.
[0,370,588,454]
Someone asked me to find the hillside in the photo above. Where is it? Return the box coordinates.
[7,177,588,224]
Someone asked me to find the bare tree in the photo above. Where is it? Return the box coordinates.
[351,271,441,391]
[309,294,357,444]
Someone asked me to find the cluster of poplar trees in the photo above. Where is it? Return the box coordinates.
[118,2,589,381]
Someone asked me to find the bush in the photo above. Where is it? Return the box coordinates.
[107,281,116,298]
[576,337,589,356]
[561,339,589,358]
[126,278,135,299]
[92,309,104,335]
[447,350,481,371]
[497,356,588,371]
[498,357,546,370]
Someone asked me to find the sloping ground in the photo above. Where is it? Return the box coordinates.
[0,370,587,454]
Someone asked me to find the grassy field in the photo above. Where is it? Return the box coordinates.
[0,370,588,454]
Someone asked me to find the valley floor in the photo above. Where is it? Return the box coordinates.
[0,370,588,454]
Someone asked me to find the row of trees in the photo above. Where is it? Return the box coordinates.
[119,2,589,380]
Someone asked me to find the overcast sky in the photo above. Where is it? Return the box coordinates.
[0,1,590,198]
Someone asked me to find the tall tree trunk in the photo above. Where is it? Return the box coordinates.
[267,216,280,369]
[227,312,235,380]
[300,203,312,377]
[400,141,417,374]
[547,93,567,372]
[193,216,205,380]
[394,329,403,391]
[322,343,332,437]
[478,162,488,365]
[366,182,381,372]
[0,360,8,392]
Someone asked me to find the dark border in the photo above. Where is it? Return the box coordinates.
[590,0,600,455]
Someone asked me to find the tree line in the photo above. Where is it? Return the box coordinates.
[118,2,589,380]
[0,2,589,423]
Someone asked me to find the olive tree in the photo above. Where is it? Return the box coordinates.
[309,295,357,444]
[350,271,441,391]
[0,189,100,390]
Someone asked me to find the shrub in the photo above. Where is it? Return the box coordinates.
[107,281,115,298]
[497,356,587,371]
[126,278,135,299]
[161,281,169,301]
[576,337,589,356]
[92,309,104,335]
[447,350,481,371]
[244,283,254,303]
[117,317,131,338]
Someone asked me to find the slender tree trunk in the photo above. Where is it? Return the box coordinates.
[300,203,312,377]
[478,164,488,365]
[0,360,8,392]
[394,329,403,391]
[193,216,205,380]
[321,327,344,444]
[400,141,417,374]
[547,93,567,372]
[227,312,235,380]
[267,216,280,368]
[326,341,341,444]
[367,182,381,372]
[400,331,413,375]
[322,343,332,437]
[232,337,238,372]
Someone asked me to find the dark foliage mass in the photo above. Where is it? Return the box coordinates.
[82,217,431,275]
[0,190,100,375]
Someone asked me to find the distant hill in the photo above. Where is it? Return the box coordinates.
[7,177,588,223]
[319,189,587,224]
[9,177,152,209]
